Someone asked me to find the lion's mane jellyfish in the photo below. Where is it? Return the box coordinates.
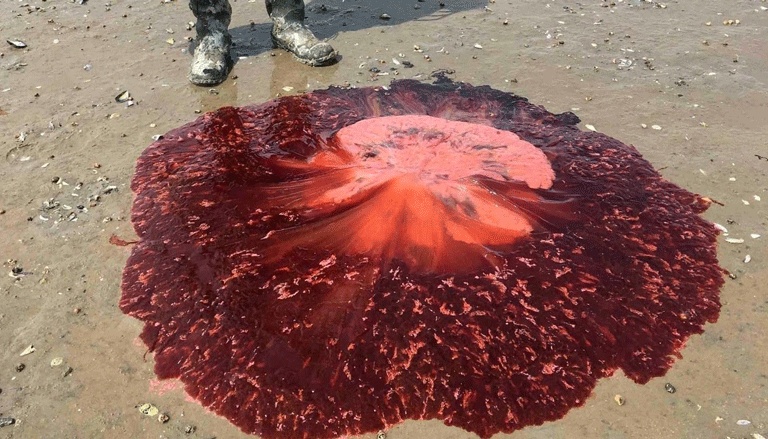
[120,78,723,439]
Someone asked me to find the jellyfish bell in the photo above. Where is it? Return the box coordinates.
[261,114,559,274]
[120,79,723,439]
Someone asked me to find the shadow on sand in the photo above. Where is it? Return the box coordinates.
[229,0,488,59]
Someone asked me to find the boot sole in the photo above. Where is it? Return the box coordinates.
[271,35,338,67]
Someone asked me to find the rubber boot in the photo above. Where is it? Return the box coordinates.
[188,0,233,85]
[266,0,337,66]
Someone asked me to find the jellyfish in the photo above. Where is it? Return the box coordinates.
[120,78,723,439]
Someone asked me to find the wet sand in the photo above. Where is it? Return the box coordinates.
[1,0,767,438]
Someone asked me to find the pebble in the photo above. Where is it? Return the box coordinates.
[184,425,197,434]
[166,38,175,45]
[614,394,626,406]
[0,418,15,428]
[744,255,751,263]
[377,432,386,439]
[651,124,662,130]
[15,363,25,372]
[585,124,596,131]
[664,382,676,393]
[50,357,63,367]
[158,413,170,423]
[737,419,751,426]
[379,13,391,20]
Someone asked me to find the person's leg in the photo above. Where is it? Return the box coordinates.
[266,0,337,66]
[189,0,233,85]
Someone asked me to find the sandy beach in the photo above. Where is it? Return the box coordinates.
[1,0,767,438]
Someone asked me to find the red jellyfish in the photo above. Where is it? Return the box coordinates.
[120,78,724,439]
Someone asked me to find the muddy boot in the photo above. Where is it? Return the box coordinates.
[266,0,337,66]
[188,0,233,85]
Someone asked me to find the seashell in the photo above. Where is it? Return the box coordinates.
[7,39,27,48]
[115,91,131,103]
[138,403,159,417]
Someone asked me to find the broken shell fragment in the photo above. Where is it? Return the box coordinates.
[50,357,64,367]
[20,345,36,356]
[7,39,27,48]
[138,403,160,417]
[724,237,745,244]
[115,91,131,103]
[713,223,728,234]
[614,394,626,406]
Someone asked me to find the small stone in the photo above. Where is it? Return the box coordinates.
[15,363,25,372]
[50,357,64,367]
[736,419,751,426]
[52,176,60,183]
[0,418,16,428]
[184,425,197,434]
[377,431,386,439]
[614,394,625,406]
[166,38,175,45]
[651,124,662,130]
[158,413,170,423]
[379,13,391,19]
[63,366,73,377]
[664,383,676,393]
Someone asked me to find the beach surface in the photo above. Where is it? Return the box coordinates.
[1,0,767,438]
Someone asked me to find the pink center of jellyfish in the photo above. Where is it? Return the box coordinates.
[268,115,555,273]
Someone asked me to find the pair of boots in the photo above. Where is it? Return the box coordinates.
[188,0,337,86]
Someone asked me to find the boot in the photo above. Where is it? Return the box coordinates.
[188,0,233,85]
[266,0,337,66]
